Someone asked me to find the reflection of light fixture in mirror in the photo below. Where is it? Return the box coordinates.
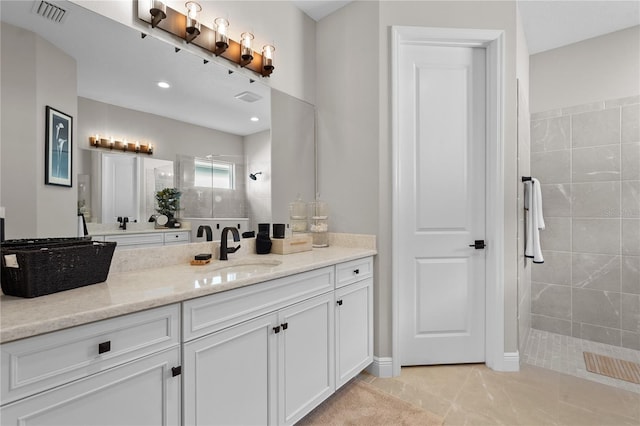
[262,45,275,77]
[185,1,202,44]
[249,171,262,180]
[214,17,229,56]
[149,0,167,28]
[240,32,254,67]
[157,81,170,89]
[250,117,259,122]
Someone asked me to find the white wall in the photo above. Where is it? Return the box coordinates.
[70,0,317,105]
[1,22,78,239]
[317,0,520,358]
[530,26,640,113]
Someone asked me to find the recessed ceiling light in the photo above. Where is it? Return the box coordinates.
[157,81,170,89]
[250,117,259,122]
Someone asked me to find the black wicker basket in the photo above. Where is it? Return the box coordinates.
[1,238,117,298]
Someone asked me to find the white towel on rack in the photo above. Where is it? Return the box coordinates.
[524,178,545,263]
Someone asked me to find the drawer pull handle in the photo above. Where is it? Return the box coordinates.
[337,300,343,306]
[172,366,182,377]
[354,269,360,275]
[98,341,111,354]
[281,322,288,330]
[273,325,281,334]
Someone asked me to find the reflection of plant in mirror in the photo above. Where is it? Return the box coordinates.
[155,188,181,218]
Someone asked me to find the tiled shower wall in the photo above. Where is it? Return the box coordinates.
[530,95,640,350]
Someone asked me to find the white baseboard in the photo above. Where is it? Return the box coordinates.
[500,351,520,372]
[366,356,394,378]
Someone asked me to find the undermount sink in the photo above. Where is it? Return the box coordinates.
[196,259,283,285]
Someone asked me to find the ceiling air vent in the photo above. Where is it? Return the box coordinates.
[32,1,67,23]
[234,91,262,103]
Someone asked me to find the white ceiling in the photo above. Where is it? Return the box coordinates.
[294,0,640,54]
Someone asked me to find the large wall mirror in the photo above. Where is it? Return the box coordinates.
[0,0,315,239]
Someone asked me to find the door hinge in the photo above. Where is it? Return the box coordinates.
[172,366,182,377]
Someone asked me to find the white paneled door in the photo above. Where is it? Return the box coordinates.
[398,43,487,365]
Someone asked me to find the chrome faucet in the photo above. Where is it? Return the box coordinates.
[197,225,213,241]
[220,227,241,260]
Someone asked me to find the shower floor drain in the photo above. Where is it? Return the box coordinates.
[584,352,640,384]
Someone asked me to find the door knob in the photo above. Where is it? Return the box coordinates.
[469,240,486,249]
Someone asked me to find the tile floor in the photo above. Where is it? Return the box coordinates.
[357,330,640,425]
[360,363,640,425]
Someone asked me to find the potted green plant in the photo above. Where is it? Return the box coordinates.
[155,188,181,222]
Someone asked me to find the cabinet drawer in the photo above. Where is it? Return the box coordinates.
[183,266,334,341]
[1,304,180,405]
[164,231,190,244]
[335,257,373,288]
[104,233,164,248]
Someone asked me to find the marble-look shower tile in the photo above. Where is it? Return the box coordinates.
[622,256,640,294]
[531,314,572,336]
[621,293,640,332]
[532,251,571,285]
[573,323,622,346]
[572,182,620,218]
[572,288,621,329]
[622,181,640,218]
[622,104,640,144]
[621,330,640,350]
[623,219,640,255]
[562,101,605,116]
[541,217,571,252]
[531,116,570,152]
[532,150,570,184]
[572,108,620,148]
[541,184,571,217]
[531,109,562,121]
[572,253,620,291]
[572,218,620,255]
[622,143,640,180]
[572,145,621,183]
[532,282,572,319]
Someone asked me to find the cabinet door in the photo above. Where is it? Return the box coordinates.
[1,347,180,426]
[183,312,278,426]
[335,278,374,388]
[278,293,335,426]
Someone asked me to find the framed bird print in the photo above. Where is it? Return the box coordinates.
[45,106,72,187]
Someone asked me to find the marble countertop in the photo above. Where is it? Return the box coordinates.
[0,245,376,343]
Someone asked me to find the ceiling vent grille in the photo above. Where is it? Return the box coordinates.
[234,91,262,103]
[33,1,67,23]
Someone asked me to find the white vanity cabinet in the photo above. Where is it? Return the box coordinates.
[182,267,335,426]
[0,305,181,425]
[335,257,374,388]
[95,230,190,249]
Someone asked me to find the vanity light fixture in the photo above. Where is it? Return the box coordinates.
[250,117,259,122]
[157,81,171,89]
[185,2,202,44]
[138,3,275,77]
[149,0,167,28]
[240,32,254,67]
[89,135,154,155]
[262,44,275,76]
[214,17,229,56]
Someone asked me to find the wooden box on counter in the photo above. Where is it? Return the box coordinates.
[270,234,313,255]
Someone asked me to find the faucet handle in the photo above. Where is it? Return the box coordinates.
[226,245,241,254]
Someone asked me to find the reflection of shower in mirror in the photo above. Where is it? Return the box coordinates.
[249,171,262,180]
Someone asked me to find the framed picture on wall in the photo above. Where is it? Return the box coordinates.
[45,106,72,187]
